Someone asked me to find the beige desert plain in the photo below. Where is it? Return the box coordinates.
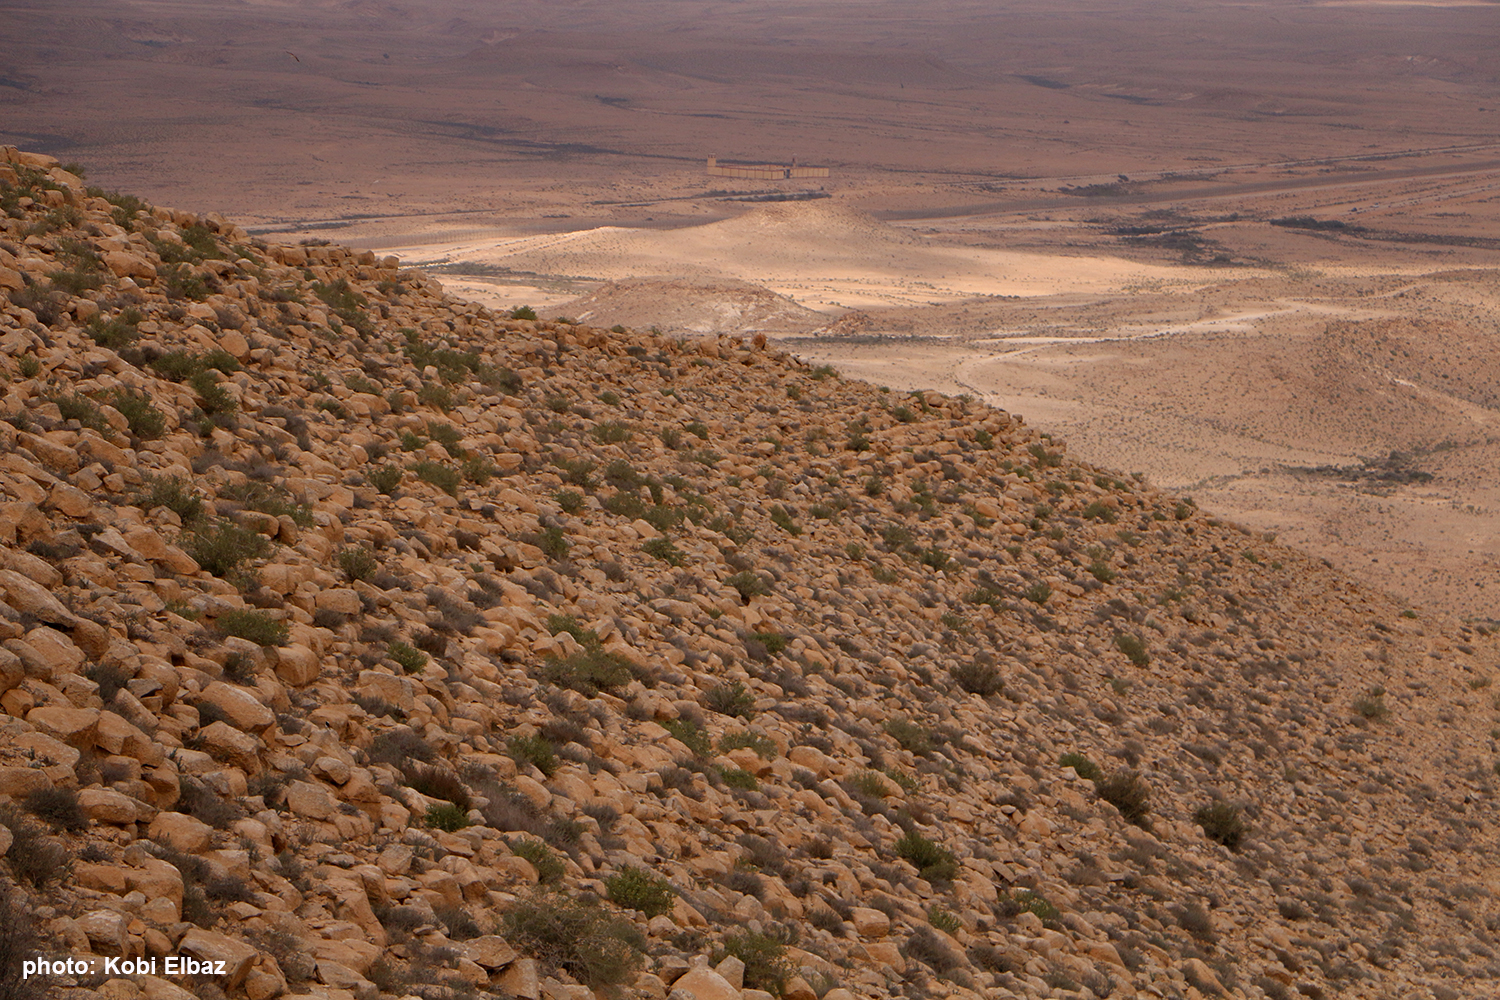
[4,0,1497,618]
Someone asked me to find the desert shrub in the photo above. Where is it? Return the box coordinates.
[714,928,794,995]
[510,838,565,884]
[554,490,584,514]
[726,570,770,602]
[389,641,428,674]
[663,719,712,759]
[0,806,68,887]
[369,728,437,767]
[135,475,203,523]
[541,646,638,697]
[23,788,87,833]
[405,764,471,810]
[1354,686,1389,721]
[605,867,675,917]
[425,802,470,832]
[221,481,314,527]
[592,420,632,444]
[927,906,962,934]
[337,544,378,582]
[1023,581,1052,604]
[85,662,131,704]
[215,608,288,647]
[189,369,235,417]
[951,661,1003,696]
[905,925,964,975]
[508,735,559,778]
[0,887,44,1000]
[719,732,778,759]
[1096,770,1151,826]
[107,388,166,439]
[706,681,756,719]
[721,768,758,791]
[536,526,570,560]
[1195,801,1247,849]
[895,830,959,885]
[87,308,143,350]
[1059,752,1103,782]
[186,519,272,577]
[368,465,402,495]
[510,305,537,320]
[769,505,801,536]
[885,717,933,756]
[642,537,685,566]
[434,903,481,941]
[503,893,644,989]
[416,382,452,410]
[50,393,106,432]
[410,460,461,497]
[999,888,1059,924]
[1115,633,1150,666]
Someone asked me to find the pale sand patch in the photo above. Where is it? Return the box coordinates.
[387,201,1202,312]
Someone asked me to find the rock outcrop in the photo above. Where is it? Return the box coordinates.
[1,146,1498,1000]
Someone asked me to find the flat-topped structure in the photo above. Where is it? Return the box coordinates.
[707,155,829,180]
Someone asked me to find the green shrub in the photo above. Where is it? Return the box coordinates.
[338,545,378,582]
[368,465,402,495]
[706,681,755,719]
[1115,633,1150,667]
[216,608,289,647]
[1194,801,1246,849]
[149,350,201,382]
[726,570,769,602]
[541,643,637,696]
[1355,686,1389,721]
[16,355,40,379]
[885,717,933,755]
[221,481,314,527]
[503,893,644,989]
[417,382,452,410]
[714,929,794,995]
[721,768,758,791]
[642,537,685,566]
[894,830,959,885]
[389,641,428,674]
[769,505,801,536]
[1022,581,1052,604]
[1088,560,1116,583]
[928,906,962,934]
[719,732,778,759]
[606,867,675,917]
[135,476,204,523]
[462,455,496,484]
[426,802,470,832]
[536,525,570,560]
[50,393,106,432]
[189,369,236,416]
[951,661,1003,696]
[510,837,565,884]
[919,547,950,571]
[87,308,143,350]
[592,420,632,444]
[555,489,584,514]
[410,460,461,497]
[186,520,272,577]
[750,631,789,655]
[1059,752,1102,782]
[663,719,712,759]
[1006,889,1059,923]
[108,388,166,439]
[510,305,537,320]
[508,735,559,778]
[1096,770,1151,826]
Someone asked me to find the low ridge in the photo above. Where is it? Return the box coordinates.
[1,147,1499,1000]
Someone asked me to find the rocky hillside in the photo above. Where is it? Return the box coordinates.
[1,145,1499,1000]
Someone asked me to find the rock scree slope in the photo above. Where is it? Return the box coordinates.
[0,147,1499,1000]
